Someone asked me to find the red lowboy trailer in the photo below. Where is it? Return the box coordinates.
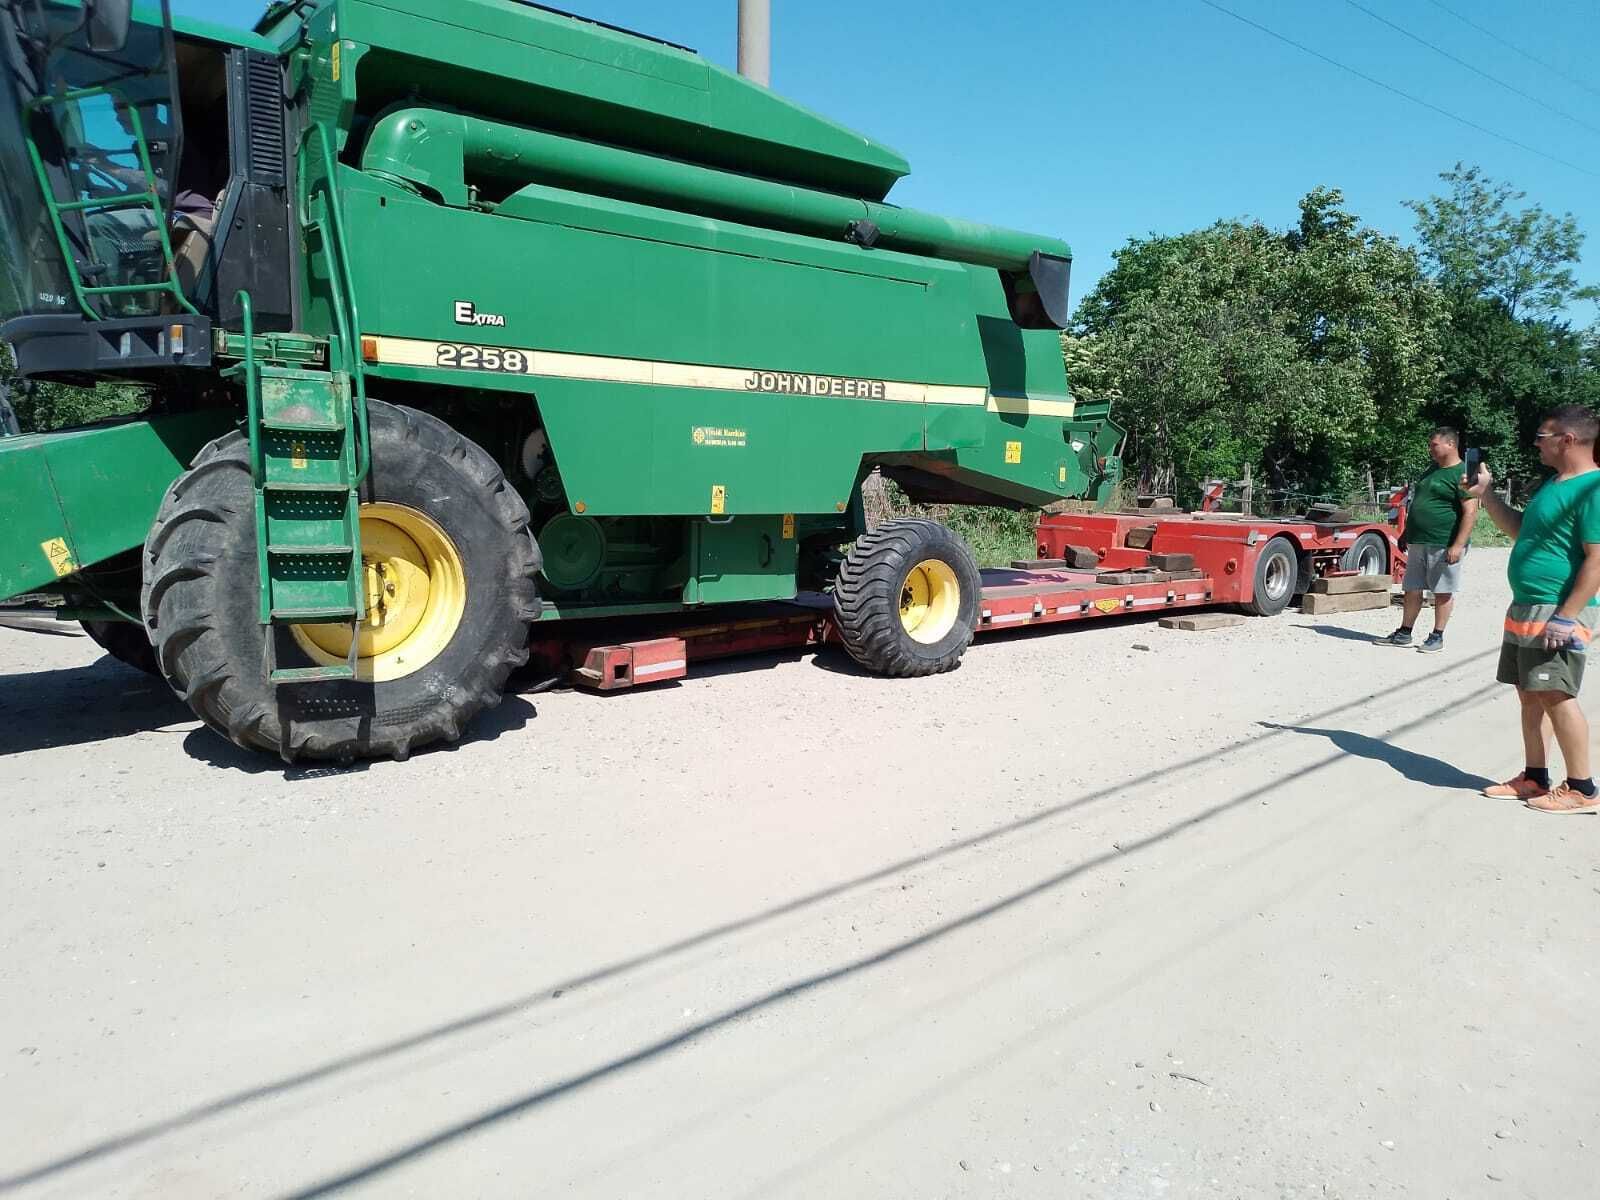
[529,505,1407,692]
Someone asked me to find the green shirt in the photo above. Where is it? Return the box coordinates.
[1507,472,1600,606]
[1406,462,1466,546]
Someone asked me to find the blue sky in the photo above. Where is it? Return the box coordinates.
[176,0,1600,325]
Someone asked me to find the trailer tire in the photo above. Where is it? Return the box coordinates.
[1341,531,1389,577]
[142,401,542,763]
[1244,536,1298,617]
[80,619,160,677]
[833,518,980,677]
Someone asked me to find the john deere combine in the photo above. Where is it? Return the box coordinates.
[0,0,1122,761]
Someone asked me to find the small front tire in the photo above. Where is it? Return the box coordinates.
[833,518,981,676]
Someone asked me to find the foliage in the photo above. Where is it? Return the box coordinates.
[0,345,146,433]
[1404,164,1600,320]
[1070,187,1447,502]
[1405,166,1600,491]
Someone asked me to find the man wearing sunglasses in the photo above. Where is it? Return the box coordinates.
[1466,406,1600,814]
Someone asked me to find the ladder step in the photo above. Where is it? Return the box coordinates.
[271,665,356,684]
[270,605,359,623]
[263,480,354,494]
[262,416,345,433]
[267,543,355,556]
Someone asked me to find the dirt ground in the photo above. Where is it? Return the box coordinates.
[1,546,1596,1199]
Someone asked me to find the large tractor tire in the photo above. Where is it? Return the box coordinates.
[833,517,981,677]
[142,401,541,763]
[80,618,160,677]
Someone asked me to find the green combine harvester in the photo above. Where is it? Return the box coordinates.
[0,0,1122,761]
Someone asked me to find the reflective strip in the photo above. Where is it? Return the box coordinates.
[366,335,993,408]
[633,658,688,677]
[986,394,1077,419]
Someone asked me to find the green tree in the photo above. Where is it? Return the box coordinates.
[0,345,146,434]
[1405,166,1600,492]
[1071,188,1446,503]
[1405,164,1600,319]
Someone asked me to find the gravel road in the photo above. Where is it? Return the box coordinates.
[2,547,1596,1198]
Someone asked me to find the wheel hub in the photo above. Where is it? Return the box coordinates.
[899,558,961,644]
[292,502,466,681]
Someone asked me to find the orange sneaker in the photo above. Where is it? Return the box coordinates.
[1483,773,1549,802]
[1526,784,1600,815]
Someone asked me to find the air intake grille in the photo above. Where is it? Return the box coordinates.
[245,53,286,187]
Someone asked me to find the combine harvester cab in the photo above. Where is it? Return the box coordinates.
[0,0,1122,762]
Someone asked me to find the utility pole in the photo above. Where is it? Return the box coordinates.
[737,0,770,86]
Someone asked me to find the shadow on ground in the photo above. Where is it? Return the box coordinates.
[182,694,540,777]
[1258,721,1494,790]
[0,656,191,757]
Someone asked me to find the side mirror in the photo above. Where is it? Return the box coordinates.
[85,0,133,53]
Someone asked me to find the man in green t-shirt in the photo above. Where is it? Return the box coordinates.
[1466,406,1600,815]
[1375,427,1478,652]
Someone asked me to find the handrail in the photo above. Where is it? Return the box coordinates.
[236,289,262,485]
[306,123,370,485]
[23,85,200,319]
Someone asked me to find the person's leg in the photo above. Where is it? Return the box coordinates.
[1520,688,1551,769]
[1540,691,1590,781]
[1401,589,1425,628]
[1432,592,1454,632]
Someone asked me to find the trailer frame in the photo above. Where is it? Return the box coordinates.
[536,508,1405,691]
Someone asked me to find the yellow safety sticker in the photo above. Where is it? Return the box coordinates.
[1094,597,1121,614]
[40,537,76,577]
[781,513,796,540]
[331,41,341,81]
[710,485,726,515]
[1058,465,1068,484]
[290,441,308,470]
[1005,441,1022,464]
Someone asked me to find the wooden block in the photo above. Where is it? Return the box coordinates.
[1137,496,1176,509]
[1012,558,1067,570]
[1159,613,1245,631]
[1147,552,1195,571]
[1062,544,1100,569]
[1125,525,1158,550]
[1167,569,1207,581]
[1300,589,1390,614]
[1096,570,1170,584]
[1309,574,1390,595]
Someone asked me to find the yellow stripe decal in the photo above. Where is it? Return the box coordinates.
[364,334,1073,417]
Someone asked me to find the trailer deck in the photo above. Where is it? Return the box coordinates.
[535,509,1404,691]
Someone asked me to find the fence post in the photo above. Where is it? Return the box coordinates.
[1241,463,1253,517]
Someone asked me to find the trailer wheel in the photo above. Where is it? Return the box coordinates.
[1340,531,1389,577]
[142,401,541,763]
[80,619,160,677]
[1244,536,1297,617]
[833,518,980,677]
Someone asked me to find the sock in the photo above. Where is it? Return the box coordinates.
[1399,625,1413,635]
[1526,767,1551,789]
[1564,777,1597,798]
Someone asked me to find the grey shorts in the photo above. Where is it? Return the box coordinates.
[1402,543,1463,594]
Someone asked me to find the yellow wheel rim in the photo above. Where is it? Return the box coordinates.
[899,557,961,644]
[289,502,466,683]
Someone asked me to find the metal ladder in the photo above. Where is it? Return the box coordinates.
[228,294,364,683]
[229,122,372,685]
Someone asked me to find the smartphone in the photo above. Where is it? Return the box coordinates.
[1463,448,1482,489]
